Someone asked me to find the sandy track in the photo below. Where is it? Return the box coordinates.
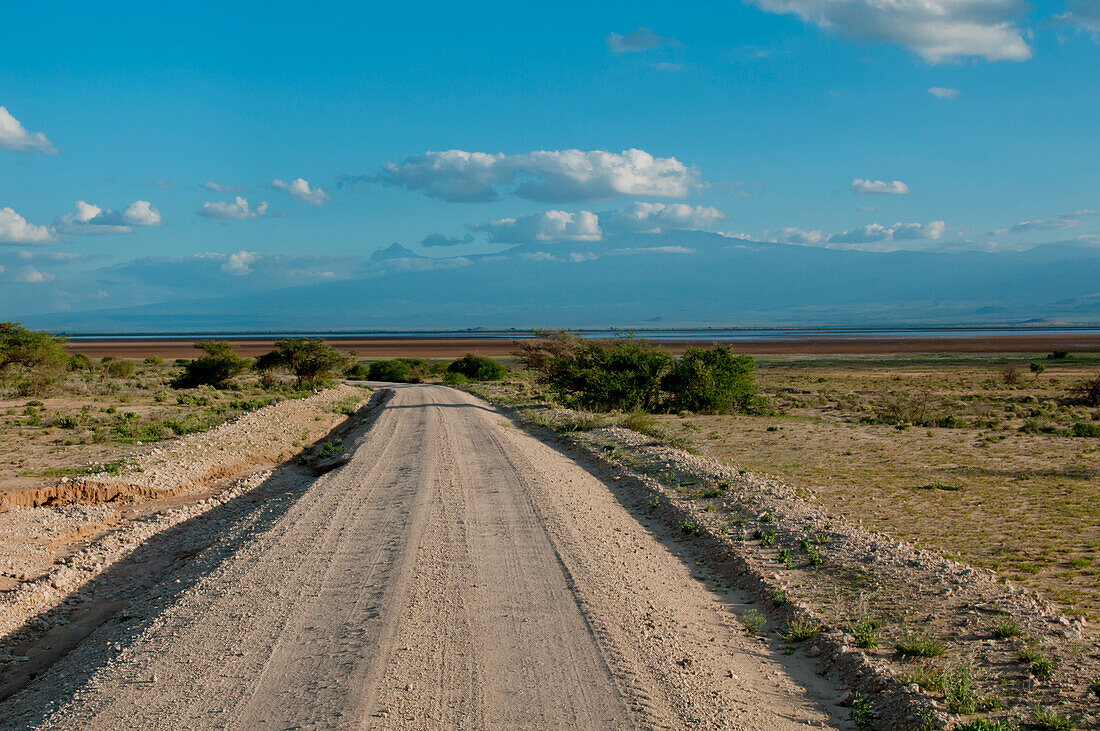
[1,384,843,729]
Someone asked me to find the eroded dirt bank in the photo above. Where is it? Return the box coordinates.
[1,384,848,730]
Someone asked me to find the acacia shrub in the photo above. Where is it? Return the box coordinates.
[173,341,249,389]
[662,346,756,414]
[544,338,672,412]
[447,353,507,381]
[254,338,351,388]
[0,322,70,395]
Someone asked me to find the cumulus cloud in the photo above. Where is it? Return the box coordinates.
[223,250,259,275]
[0,208,55,244]
[203,181,245,194]
[0,106,57,155]
[55,200,163,235]
[10,267,54,283]
[470,210,602,244]
[369,148,700,203]
[420,233,474,247]
[601,202,725,234]
[198,196,269,221]
[605,27,682,53]
[270,177,331,206]
[928,86,961,98]
[773,227,827,245]
[851,178,910,195]
[747,0,1032,63]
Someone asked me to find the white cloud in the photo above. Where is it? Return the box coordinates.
[470,210,602,244]
[0,106,57,155]
[55,200,163,235]
[0,208,55,244]
[988,210,1098,235]
[605,27,682,53]
[371,148,700,203]
[11,266,54,283]
[198,196,269,220]
[203,181,245,194]
[601,202,725,234]
[851,178,910,195]
[651,62,685,71]
[767,220,946,250]
[569,252,598,262]
[827,220,946,246]
[928,86,961,99]
[224,250,259,275]
[773,227,827,245]
[611,245,696,255]
[747,0,1032,63]
[1054,0,1100,39]
[271,177,331,206]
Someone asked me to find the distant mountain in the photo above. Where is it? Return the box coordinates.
[23,232,1100,333]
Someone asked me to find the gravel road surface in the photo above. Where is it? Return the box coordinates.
[1,384,844,729]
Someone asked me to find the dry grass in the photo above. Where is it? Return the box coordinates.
[0,361,311,499]
[655,354,1100,620]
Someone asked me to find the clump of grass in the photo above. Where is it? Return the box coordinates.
[1030,707,1076,731]
[896,631,946,658]
[770,589,788,606]
[848,614,879,650]
[918,481,963,491]
[777,548,792,568]
[1088,678,1100,699]
[782,619,820,642]
[741,609,765,636]
[901,664,943,692]
[848,691,874,729]
[991,616,1023,639]
[954,720,1015,731]
[1016,645,1054,678]
[941,662,980,715]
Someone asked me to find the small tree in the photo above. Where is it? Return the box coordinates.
[0,322,70,395]
[513,330,583,372]
[255,338,351,388]
[447,353,507,381]
[1071,373,1100,407]
[662,346,756,414]
[174,341,249,389]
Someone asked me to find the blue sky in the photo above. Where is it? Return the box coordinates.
[1,0,1099,317]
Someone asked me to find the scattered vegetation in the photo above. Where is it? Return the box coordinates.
[896,631,946,658]
[254,338,352,388]
[1029,706,1077,730]
[992,616,1023,639]
[173,341,250,389]
[0,321,70,395]
[848,691,874,729]
[740,608,765,636]
[446,352,507,381]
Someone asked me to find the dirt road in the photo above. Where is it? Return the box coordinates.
[2,384,844,729]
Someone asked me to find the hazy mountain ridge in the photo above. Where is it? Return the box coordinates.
[23,232,1100,332]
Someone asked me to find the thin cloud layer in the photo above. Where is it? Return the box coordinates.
[421,233,474,247]
[369,148,700,203]
[928,87,961,99]
[198,196,269,220]
[0,207,54,244]
[851,178,910,195]
[271,177,331,206]
[203,181,245,194]
[771,220,946,250]
[56,200,163,235]
[747,0,1032,63]
[0,106,57,155]
[1054,0,1100,39]
[605,28,682,53]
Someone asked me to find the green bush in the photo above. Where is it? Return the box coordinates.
[143,356,164,366]
[1071,421,1100,437]
[367,358,425,383]
[68,353,93,371]
[447,353,507,381]
[442,370,469,385]
[173,341,249,389]
[344,362,371,380]
[105,360,136,379]
[254,338,351,388]
[0,322,70,395]
[662,346,756,414]
[544,337,672,412]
